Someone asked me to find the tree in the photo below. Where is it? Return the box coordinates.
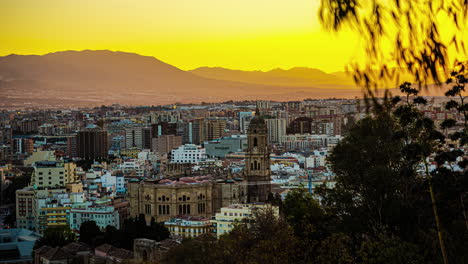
[164,208,298,264]
[319,0,468,89]
[79,220,102,247]
[34,226,75,249]
[358,234,423,264]
[2,174,31,205]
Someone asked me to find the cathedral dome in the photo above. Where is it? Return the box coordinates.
[248,116,267,134]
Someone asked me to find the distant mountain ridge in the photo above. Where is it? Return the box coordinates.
[0,50,396,108]
[190,66,355,87]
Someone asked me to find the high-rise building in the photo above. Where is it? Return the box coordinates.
[76,126,108,160]
[152,135,183,154]
[191,119,205,145]
[151,122,177,138]
[0,125,13,145]
[238,112,254,133]
[266,119,287,144]
[245,114,271,203]
[142,127,152,149]
[256,101,271,115]
[287,117,313,134]
[125,127,143,149]
[67,136,77,157]
[204,119,226,141]
[13,138,34,154]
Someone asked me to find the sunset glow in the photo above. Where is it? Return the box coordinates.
[0,0,368,72]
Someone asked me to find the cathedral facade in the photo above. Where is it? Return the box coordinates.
[128,177,247,222]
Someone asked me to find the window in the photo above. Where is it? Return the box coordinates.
[145,204,151,214]
[253,137,258,147]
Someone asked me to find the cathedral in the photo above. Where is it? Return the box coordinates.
[244,112,271,203]
[128,109,272,222]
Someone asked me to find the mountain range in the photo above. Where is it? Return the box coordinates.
[0,50,438,108]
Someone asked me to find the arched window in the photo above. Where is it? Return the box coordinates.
[183,195,186,202]
[253,137,258,147]
[187,205,191,214]
[257,161,260,170]
[166,205,170,215]
[183,204,187,214]
[179,205,182,215]
[158,205,162,214]
[162,205,166,214]
[251,162,254,170]
[254,160,257,170]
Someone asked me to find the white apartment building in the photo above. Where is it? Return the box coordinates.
[266,119,287,144]
[70,205,120,231]
[118,161,145,177]
[171,144,206,164]
[99,171,126,194]
[212,203,279,238]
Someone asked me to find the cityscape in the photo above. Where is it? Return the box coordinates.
[0,1,467,264]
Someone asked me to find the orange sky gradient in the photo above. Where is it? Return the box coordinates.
[2,0,466,74]
[1,0,368,72]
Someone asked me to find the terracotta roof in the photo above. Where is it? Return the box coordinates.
[35,245,52,256]
[62,242,90,254]
[95,244,133,260]
[41,247,74,260]
[95,244,113,253]
[159,239,181,250]
[108,248,133,259]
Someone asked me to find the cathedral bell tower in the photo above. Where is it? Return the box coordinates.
[245,111,271,203]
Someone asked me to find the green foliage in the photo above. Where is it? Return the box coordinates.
[75,215,170,250]
[358,234,423,264]
[164,208,298,264]
[2,174,31,205]
[79,221,102,247]
[319,0,467,88]
[34,226,76,249]
[163,76,468,263]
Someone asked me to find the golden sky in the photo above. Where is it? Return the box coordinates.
[0,0,368,72]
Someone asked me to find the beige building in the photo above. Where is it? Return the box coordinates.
[120,148,140,158]
[16,187,35,230]
[24,150,56,166]
[64,161,78,183]
[31,161,67,189]
[212,203,279,238]
[128,177,246,223]
[164,216,213,238]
